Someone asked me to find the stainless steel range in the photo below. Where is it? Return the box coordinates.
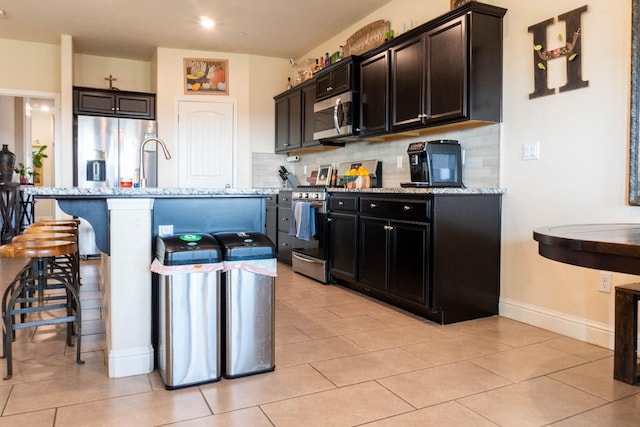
[290,187,329,283]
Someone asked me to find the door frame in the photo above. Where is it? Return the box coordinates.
[0,88,61,186]
[174,96,238,188]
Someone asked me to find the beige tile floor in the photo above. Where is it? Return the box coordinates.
[0,257,638,426]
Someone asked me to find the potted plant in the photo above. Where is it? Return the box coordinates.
[14,145,47,185]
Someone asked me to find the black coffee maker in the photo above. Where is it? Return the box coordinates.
[401,140,463,188]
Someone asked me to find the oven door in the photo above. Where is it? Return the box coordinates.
[313,92,354,140]
[291,200,329,283]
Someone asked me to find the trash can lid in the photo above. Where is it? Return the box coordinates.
[214,232,276,261]
[156,233,221,266]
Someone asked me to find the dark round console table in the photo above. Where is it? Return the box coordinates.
[533,223,640,385]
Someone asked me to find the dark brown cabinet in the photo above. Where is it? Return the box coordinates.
[381,4,504,134]
[328,191,501,324]
[359,51,389,137]
[276,190,293,264]
[265,194,278,248]
[274,91,302,153]
[358,198,430,306]
[301,82,318,148]
[73,87,155,119]
[274,80,325,153]
[328,194,359,282]
[315,60,352,101]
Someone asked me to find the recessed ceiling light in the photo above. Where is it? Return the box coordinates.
[200,16,214,29]
[0,9,6,17]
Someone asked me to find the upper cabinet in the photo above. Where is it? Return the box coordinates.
[274,88,302,153]
[315,60,353,100]
[273,2,506,153]
[360,2,506,136]
[359,51,390,137]
[73,87,156,119]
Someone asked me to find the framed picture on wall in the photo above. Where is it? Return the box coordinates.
[183,58,228,95]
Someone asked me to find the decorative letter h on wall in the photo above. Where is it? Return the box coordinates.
[528,5,589,99]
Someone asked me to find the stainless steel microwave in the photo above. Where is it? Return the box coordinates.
[313,91,358,141]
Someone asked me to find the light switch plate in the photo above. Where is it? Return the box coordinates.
[159,225,173,236]
[523,142,540,160]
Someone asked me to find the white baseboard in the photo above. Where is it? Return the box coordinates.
[108,345,154,378]
[499,298,615,350]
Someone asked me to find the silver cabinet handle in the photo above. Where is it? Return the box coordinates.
[370,203,377,208]
[281,242,289,247]
[338,201,345,205]
[403,205,413,211]
[327,218,332,222]
[327,86,333,92]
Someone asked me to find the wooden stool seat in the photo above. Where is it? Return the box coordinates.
[0,240,77,258]
[12,233,76,243]
[24,226,78,235]
[615,283,640,385]
[35,219,80,227]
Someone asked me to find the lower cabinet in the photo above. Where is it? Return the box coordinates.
[329,192,501,324]
[276,191,293,264]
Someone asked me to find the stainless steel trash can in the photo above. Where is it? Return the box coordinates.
[154,233,222,389]
[214,232,277,379]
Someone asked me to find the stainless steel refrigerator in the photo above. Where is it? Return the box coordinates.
[74,115,158,255]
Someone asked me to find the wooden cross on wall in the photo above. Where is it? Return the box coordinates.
[104,74,118,90]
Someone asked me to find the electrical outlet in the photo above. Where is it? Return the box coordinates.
[159,224,173,236]
[598,271,612,293]
[397,156,403,168]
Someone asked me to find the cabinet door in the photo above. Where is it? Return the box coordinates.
[358,216,388,291]
[275,96,289,152]
[425,16,467,123]
[388,220,429,306]
[359,51,389,136]
[74,90,116,115]
[301,83,317,147]
[274,92,302,153]
[329,212,358,281]
[115,94,155,119]
[391,36,425,131]
[265,203,278,248]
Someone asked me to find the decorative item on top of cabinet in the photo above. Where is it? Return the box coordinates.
[343,20,390,57]
[73,87,156,120]
[452,0,476,9]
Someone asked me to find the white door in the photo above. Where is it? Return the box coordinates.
[177,100,235,188]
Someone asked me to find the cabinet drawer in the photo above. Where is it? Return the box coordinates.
[330,196,358,212]
[360,198,431,220]
[278,207,291,232]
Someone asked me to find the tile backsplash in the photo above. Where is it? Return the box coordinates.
[253,124,501,189]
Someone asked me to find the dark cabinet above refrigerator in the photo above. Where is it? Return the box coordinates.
[73,86,156,120]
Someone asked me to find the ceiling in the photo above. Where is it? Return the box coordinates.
[0,0,392,61]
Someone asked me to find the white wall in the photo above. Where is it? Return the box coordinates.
[74,54,152,92]
[496,0,635,347]
[154,48,288,188]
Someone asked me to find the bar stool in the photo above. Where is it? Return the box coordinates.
[33,219,80,228]
[24,225,81,289]
[0,239,84,380]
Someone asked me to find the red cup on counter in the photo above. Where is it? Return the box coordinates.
[120,178,133,188]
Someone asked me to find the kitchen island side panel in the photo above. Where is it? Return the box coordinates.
[431,194,502,324]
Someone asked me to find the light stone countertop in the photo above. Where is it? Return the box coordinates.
[22,187,278,198]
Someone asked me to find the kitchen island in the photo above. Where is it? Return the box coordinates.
[23,187,276,378]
